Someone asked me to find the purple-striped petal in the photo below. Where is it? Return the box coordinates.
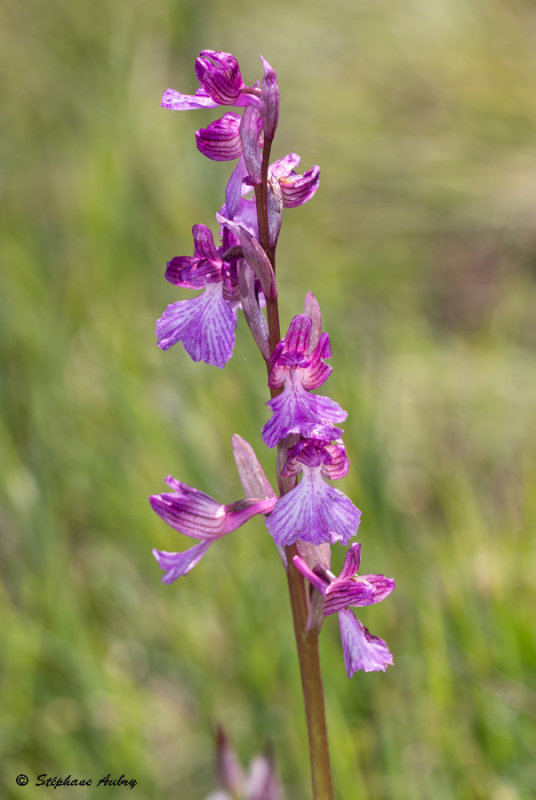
[300,333,333,390]
[165,256,221,288]
[358,574,396,603]
[279,165,320,208]
[265,468,361,546]
[161,87,218,110]
[150,479,276,541]
[196,113,243,161]
[267,316,333,391]
[339,542,362,580]
[338,609,394,675]
[195,50,244,105]
[164,256,205,288]
[155,283,236,368]
[192,223,220,260]
[149,483,226,539]
[319,441,350,479]
[262,383,346,448]
[323,580,375,615]
[153,541,212,583]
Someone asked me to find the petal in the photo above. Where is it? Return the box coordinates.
[153,541,212,583]
[149,483,226,539]
[339,542,362,580]
[245,753,283,800]
[359,574,396,603]
[324,580,375,615]
[261,383,346,448]
[318,440,350,480]
[283,314,312,359]
[150,479,275,541]
[215,727,245,797]
[155,283,236,368]
[265,468,361,547]
[269,153,302,180]
[196,113,243,161]
[192,223,220,260]
[164,256,208,289]
[195,50,243,105]
[338,609,394,676]
[267,316,333,391]
[301,332,333,390]
[161,87,218,110]
[280,165,320,208]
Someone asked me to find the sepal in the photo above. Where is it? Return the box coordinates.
[196,113,243,161]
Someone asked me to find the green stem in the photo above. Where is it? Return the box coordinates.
[285,544,333,800]
[253,135,334,800]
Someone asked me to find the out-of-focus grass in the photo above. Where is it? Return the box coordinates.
[1,1,535,798]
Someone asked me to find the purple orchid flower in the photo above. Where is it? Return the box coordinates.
[196,110,319,210]
[206,727,283,800]
[151,475,276,584]
[162,51,280,146]
[265,438,361,547]
[156,223,244,368]
[261,296,347,448]
[268,153,320,208]
[204,136,318,227]
[293,543,395,675]
[161,50,260,111]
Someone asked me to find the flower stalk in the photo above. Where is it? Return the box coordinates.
[255,126,334,799]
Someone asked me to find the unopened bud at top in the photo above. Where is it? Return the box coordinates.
[259,56,279,141]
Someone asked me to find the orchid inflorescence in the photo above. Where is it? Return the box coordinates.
[150,49,395,680]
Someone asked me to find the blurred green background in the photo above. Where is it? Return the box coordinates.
[1,0,535,798]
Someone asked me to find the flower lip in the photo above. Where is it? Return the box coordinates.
[266,465,360,547]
